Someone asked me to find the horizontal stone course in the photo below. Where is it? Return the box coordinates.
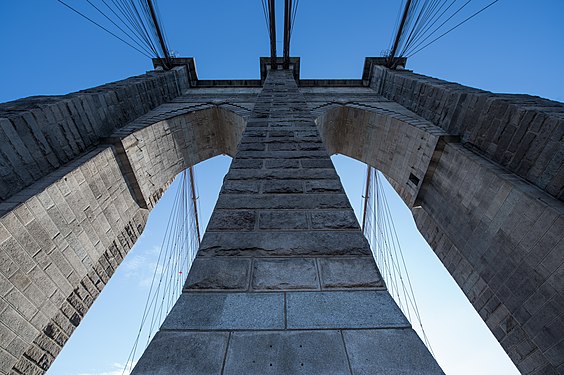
[226,168,338,180]
[198,231,373,257]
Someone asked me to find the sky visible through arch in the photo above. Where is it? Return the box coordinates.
[0,1,563,374]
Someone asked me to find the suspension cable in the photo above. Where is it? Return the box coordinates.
[57,0,173,64]
[362,166,435,356]
[122,169,200,374]
[386,0,502,67]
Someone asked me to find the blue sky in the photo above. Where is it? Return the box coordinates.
[1,1,563,374]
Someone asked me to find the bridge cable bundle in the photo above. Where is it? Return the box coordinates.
[122,169,200,374]
[57,0,172,67]
[362,167,434,355]
[260,0,300,69]
[387,0,502,67]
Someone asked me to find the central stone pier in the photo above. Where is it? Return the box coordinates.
[132,69,441,374]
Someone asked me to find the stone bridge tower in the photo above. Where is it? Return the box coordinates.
[0,57,562,374]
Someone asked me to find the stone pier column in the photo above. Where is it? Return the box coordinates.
[132,69,442,374]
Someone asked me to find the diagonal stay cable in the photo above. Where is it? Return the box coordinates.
[408,0,501,57]
[84,0,155,56]
[57,0,152,58]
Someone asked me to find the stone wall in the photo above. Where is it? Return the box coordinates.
[0,66,190,374]
[0,146,147,374]
[305,86,451,207]
[0,57,562,374]
[369,63,564,374]
[132,68,442,375]
[370,65,564,202]
[0,67,188,203]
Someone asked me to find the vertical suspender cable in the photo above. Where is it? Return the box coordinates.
[189,166,201,243]
[268,0,277,70]
[361,165,371,232]
[283,0,292,69]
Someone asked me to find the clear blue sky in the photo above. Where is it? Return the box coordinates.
[1,1,563,374]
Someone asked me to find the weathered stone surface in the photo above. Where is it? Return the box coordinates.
[5,57,560,374]
[263,180,303,194]
[342,329,444,374]
[223,330,351,375]
[264,159,300,169]
[258,211,308,230]
[304,180,343,193]
[252,258,318,290]
[216,193,350,210]
[318,257,384,289]
[184,257,250,291]
[230,159,263,169]
[310,210,359,229]
[161,292,285,330]
[286,290,410,329]
[132,331,229,375]
[301,159,334,168]
[198,231,372,256]
[221,180,260,194]
[207,210,256,231]
[227,168,338,180]
[131,67,436,374]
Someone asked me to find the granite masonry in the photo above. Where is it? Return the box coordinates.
[132,68,442,374]
[0,57,562,374]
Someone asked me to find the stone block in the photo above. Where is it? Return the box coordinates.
[311,211,359,229]
[258,211,308,230]
[161,292,285,330]
[268,130,294,137]
[305,180,343,193]
[268,142,297,151]
[252,258,318,290]
[263,181,303,194]
[264,159,300,169]
[318,257,384,289]
[184,258,250,291]
[301,159,334,168]
[286,290,409,329]
[230,159,263,169]
[342,329,443,374]
[221,181,260,194]
[239,143,266,151]
[299,143,324,151]
[223,330,350,375]
[207,210,256,231]
[132,331,229,375]
[544,339,564,369]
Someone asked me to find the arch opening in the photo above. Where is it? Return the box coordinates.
[46,154,233,374]
[331,153,520,374]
